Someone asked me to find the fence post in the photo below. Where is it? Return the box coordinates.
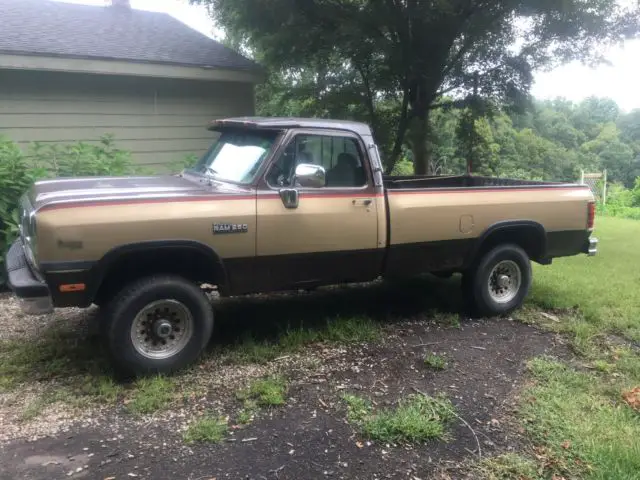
[602,169,607,205]
[580,169,585,185]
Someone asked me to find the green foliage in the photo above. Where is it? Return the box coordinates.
[423,353,447,370]
[30,135,137,178]
[0,137,39,281]
[599,180,640,220]
[167,153,199,174]
[197,0,640,173]
[183,415,228,443]
[127,376,175,414]
[343,392,455,443]
[237,376,287,407]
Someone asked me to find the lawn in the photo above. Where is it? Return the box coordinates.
[496,216,640,480]
[530,215,640,344]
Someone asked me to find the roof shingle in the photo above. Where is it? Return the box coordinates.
[0,0,260,71]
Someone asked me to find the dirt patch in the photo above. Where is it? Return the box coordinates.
[0,283,568,480]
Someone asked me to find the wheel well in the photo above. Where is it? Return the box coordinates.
[470,224,546,267]
[92,247,226,305]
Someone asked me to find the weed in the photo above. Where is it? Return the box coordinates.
[343,393,455,443]
[19,397,49,422]
[183,415,227,443]
[237,405,256,424]
[237,377,287,407]
[127,376,174,414]
[424,353,447,370]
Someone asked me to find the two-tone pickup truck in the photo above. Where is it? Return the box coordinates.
[6,117,598,376]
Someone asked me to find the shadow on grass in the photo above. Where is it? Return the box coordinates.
[0,274,466,387]
[207,275,466,363]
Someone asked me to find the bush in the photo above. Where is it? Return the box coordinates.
[599,178,640,221]
[633,177,640,207]
[0,137,39,283]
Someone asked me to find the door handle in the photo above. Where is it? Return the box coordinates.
[352,198,373,207]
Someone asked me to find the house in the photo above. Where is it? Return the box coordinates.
[0,0,262,171]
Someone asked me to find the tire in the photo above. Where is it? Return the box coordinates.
[102,275,214,377]
[464,244,531,317]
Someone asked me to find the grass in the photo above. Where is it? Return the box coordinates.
[519,357,640,479]
[506,216,640,479]
[183,415,228,443]
[342,392,455,443]
[223,315,381,364]
[233,376,288,425]
[476,453,539,480]
[423,353,447,370]
[127,376,175,414]
[529,216,640,344]
[237,376,287,407]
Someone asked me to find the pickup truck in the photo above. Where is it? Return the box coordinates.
[6,116,598,376]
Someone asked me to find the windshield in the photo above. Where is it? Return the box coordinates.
[190,129,278,184]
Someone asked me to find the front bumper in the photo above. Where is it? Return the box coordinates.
[5,239,53,314]
[585,236,598,256]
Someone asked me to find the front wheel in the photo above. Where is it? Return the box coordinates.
[102,275,214,377]
[463,244,532,317]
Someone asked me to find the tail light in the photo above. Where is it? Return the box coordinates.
[587,201,596,230]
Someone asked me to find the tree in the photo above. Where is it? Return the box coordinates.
[194,0,640,174]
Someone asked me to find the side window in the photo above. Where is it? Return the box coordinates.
[267,134,367,187]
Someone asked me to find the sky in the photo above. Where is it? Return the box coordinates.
[58,0,640,112]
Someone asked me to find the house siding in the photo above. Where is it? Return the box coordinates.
[0,70,255,171]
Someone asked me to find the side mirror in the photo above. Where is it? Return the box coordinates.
[294,163,326,188]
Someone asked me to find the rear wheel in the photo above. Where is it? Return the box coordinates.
[102,275,214,377]
[463,244,531,317]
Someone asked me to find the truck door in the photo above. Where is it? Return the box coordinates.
[255,129,383,291]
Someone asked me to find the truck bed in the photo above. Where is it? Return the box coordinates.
[383,174,560,190]
[381,174,593,277]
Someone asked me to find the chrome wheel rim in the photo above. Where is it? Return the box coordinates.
[488,260,521,304]
[130,300,193,359]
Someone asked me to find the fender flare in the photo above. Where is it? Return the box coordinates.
[464,220,547,268]
[89,240,229,298]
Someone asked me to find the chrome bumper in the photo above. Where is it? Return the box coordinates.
[587,237,598,256]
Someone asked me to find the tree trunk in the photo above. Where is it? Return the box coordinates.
[412,110,432,175]
[385,87,411,174]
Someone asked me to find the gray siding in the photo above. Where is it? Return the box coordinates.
[0,70,255,171]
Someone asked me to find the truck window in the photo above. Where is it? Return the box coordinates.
[191,129,277,184]
[267,134,366,187]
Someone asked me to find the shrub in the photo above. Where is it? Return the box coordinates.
[167,153,199,174]
[0,137,39,283]
[633,177,640,207]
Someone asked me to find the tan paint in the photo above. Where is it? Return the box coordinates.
[256,193,381,256]
[34,186,593,267]
[36,197,256,263]
[387,188,592,245]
